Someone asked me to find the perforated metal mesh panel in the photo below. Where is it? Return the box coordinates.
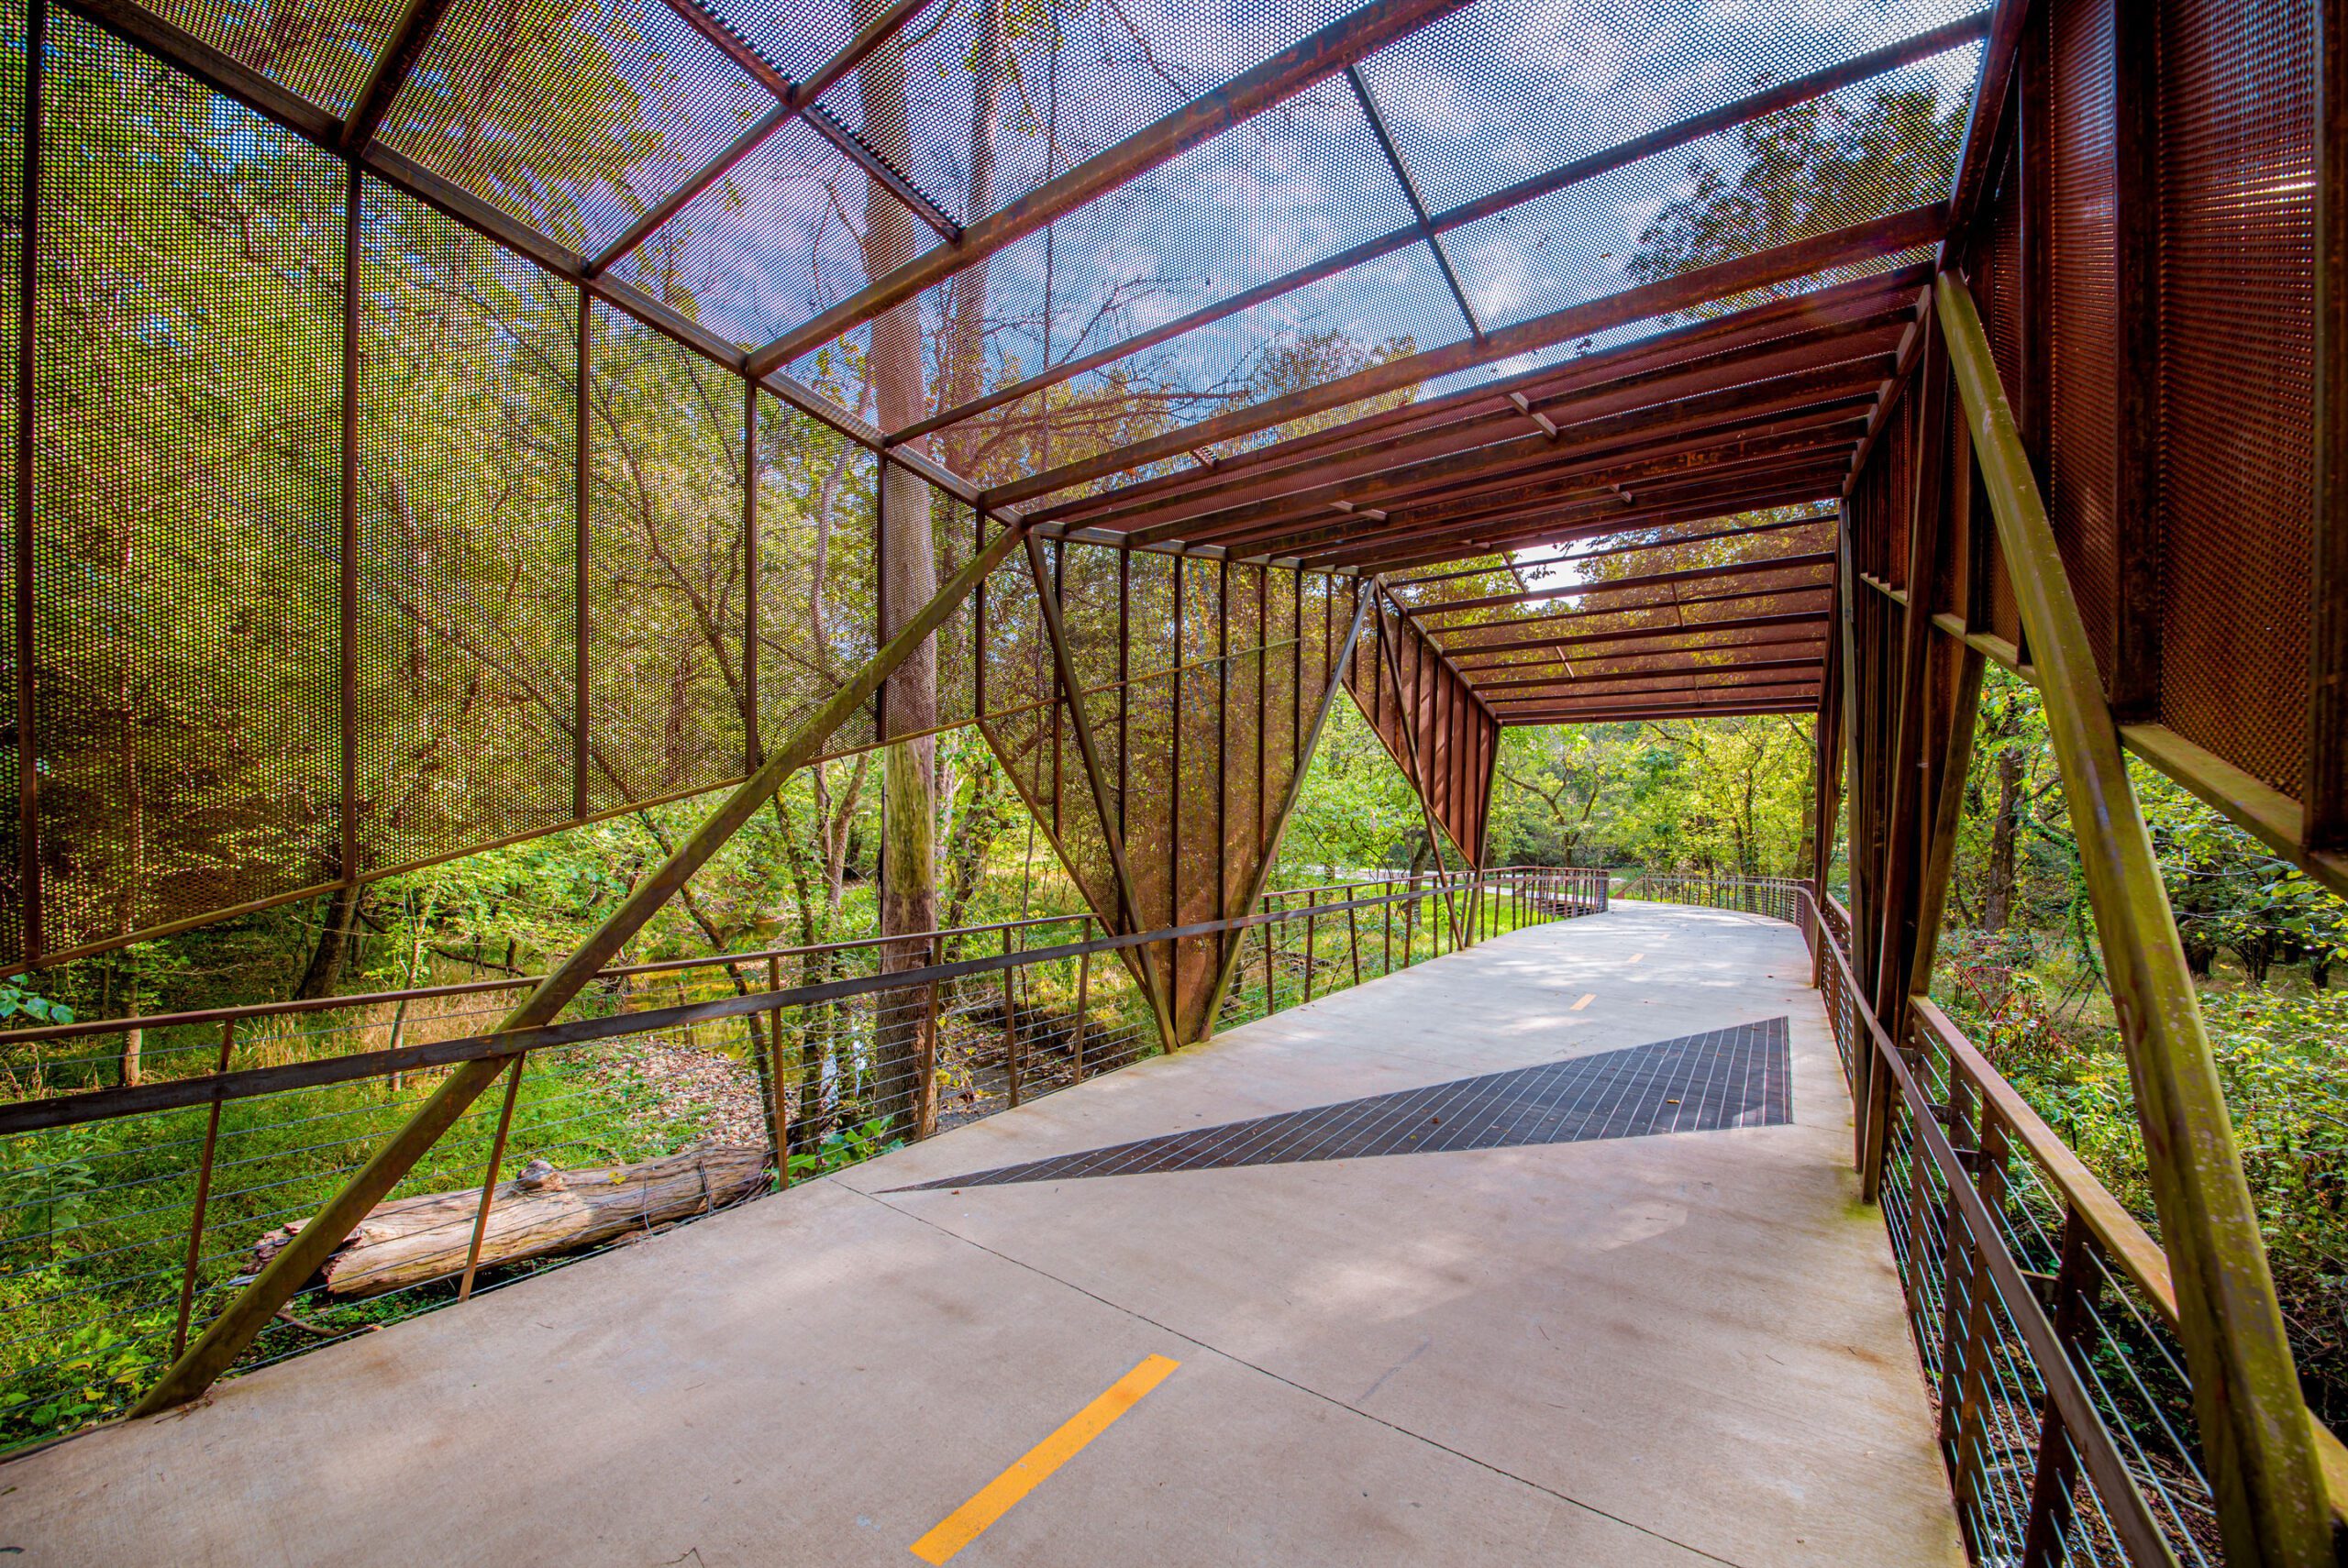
[754,393,877,759]
[2156,0,2313,797]
[357,179,577,872]
[2047,0,2120,683]
[33,13,342,954]
[377,0,772,254]
[0,0,19,964]
[147,0,393,116]
[586,308,750,807]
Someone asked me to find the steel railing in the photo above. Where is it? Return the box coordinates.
[0,864,1605,1451]
[1649,870,2245,1566]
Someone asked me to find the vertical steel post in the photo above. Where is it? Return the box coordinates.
[458,1057,526,1301]
[742,380,761,768]
[917,934,942,1138]
[171,1019,237,1360]
[2314,0,2348,856]
[1941,273,2331,1568]
[1069,942,1091,1079]
[768,952,789,1183]
[573,289,593,821]
[1302,908,1315,1002]
[1002,923,1020,1109]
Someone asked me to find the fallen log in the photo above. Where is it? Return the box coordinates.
[249,1144,769,1297]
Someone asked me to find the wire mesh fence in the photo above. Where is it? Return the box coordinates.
[0,865,1601,1453]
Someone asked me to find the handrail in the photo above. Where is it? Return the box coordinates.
[1910,995,2180,1324]
[0,872,1530,1049]
[0,879,1556,1134]
[1634,868,2348,1558]
[0,863,1609,1441]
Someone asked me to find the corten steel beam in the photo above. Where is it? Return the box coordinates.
[1392,510,1832,590]
[1411,550,1836,620]
[1215,423,1870,562]
[129,513,1035,1416]
[1348,495,1834,580]
[1224,405,1872,553]
[894,19,1981,447]
[1449,609,1829,665]
[1497,695,1819,724]
[1903,634,1987,996]
[1484,666,1823,701]
[1409,577,1833,640]
[2317,0,2348,855]
[1309,471,1851,573]
[1109,354,1893,547]
[1493,693,1822,723]
[1344,498,1843,579]
[1334,403,1873,532]
[744,0,1471,376]
[1374,599,1468,944]
[989,205,1946,510]
[1450,634,1831,683]
[1940,273,2332,1568]
[1328,474,1851,571]
[1422,591,1833,652]
[1287,474,1843,578]
[1256,436,1865,566]
[1069,319,1900,536]
[1347,64,1481,340]
[1435,599,1834,657]
[1022,536,1179,1054]
[1490,685,1824,718]
[1196,587,1374,1038]
[1859,313,1951,1202]
[1943,0,2031,245]
[1039,271,1925,529]
[645,0,959,242]
[338,0,457,152]
[1475,656,1823,696]
[590,0,943,274]
[1870,312,1950,1011]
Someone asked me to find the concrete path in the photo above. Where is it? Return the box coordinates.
[0,903,1963,1568]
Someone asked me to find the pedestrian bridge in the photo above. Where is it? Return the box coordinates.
[3,903,1963,1566]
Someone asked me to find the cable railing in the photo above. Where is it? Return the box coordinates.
[1645,869,2312,1566]
[0,864,1606,1452]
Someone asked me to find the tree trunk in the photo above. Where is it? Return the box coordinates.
[938,0,1002,480]
[861,11,938,1138]
[295,882,360,1000]
[249,1146,768,1297]
[1982,745,2022,933]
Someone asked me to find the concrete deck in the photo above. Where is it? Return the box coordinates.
[1,903,1963,1567]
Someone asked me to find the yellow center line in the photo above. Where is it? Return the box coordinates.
[911,1354,1181,1563]
[1571,993,1594,1010]
[1626,953,1645,964]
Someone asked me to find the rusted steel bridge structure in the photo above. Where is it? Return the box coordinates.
[0,0,2342,1560]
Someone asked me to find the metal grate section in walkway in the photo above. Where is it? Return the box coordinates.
[896,1017,1790,1190]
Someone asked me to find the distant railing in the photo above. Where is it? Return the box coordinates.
[0,864,1604,1452]
[1639,871,2235,1566]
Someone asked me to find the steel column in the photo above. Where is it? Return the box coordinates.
[1939,272,2331,1568]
